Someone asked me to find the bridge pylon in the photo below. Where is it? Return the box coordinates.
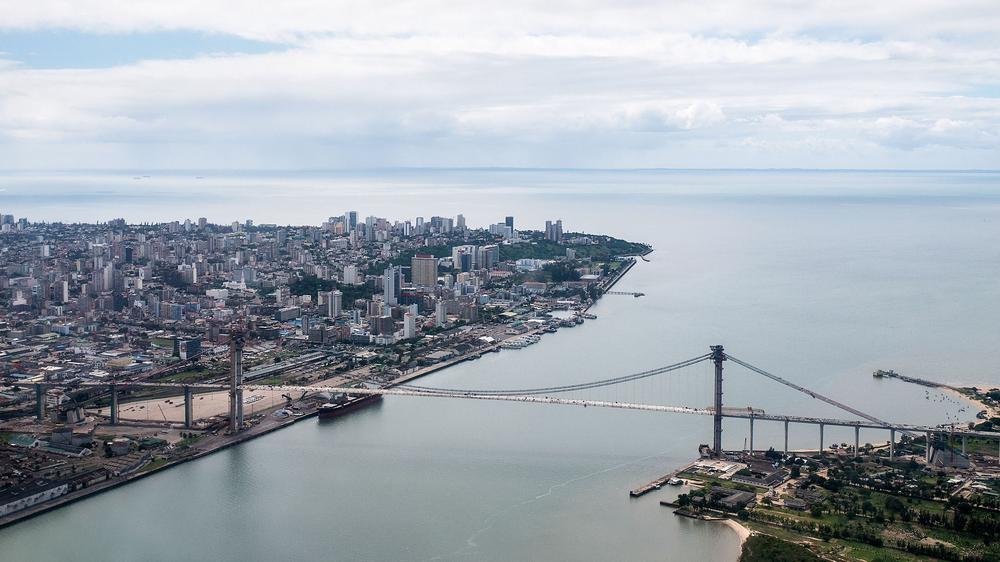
[710,345,726,458]
[229,319,246,432]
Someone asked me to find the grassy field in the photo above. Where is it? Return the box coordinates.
[738,534,820,561]
[157,366,226,383]
[745,520,934,562]
[678,470,768,492]
[961,436,1000,456]
[857,487,947,515]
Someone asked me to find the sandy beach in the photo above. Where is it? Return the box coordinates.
[720,518,752,547]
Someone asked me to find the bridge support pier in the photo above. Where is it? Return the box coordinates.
[710,345,725,458]
[184,385,193,429]
[889,429,895,460]
[926,432,933,463]
[819,423,824,456]
[962,435,966,455]
[110,384,118,425]
[749,417,754,454]
[783,420,789,456]
[229,325,246,433]
[854,426,860,458]
[35,383,45,420]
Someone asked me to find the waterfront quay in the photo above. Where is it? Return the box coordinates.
[0,211,649,526]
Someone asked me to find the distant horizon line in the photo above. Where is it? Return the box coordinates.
[2,166,1000,174]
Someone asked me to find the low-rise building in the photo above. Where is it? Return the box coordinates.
[0,480,70,517]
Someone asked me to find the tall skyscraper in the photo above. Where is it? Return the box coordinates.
[505,216,514,231]
[456,214,466,230]
[403,312,416,339]
[544,219,563,242]
[411,254,438,287]
[383,266,400,305]
[452,245,477,272]
[478,245,500,270]
[327,289,343,317]
[343,265,359,284]
[435,300,447,326]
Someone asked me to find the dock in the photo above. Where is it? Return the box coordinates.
[629,461,695,497]
[872,369,962,392]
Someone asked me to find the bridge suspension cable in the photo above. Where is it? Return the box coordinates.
[724,353,892,428]
[397,353,712,396]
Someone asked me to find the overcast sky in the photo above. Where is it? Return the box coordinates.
[1,1,998,170]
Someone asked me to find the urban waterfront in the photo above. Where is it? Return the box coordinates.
[1,169,997,560]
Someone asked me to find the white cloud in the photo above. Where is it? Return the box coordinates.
[0,1,998,168]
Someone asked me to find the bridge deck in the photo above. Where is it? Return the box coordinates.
[33,349,1000,442]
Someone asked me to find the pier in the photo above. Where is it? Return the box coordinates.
[630,461,695,497]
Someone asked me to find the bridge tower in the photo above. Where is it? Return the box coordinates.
[710,345,726,458]
[229,319,246,432]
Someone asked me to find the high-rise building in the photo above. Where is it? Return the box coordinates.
[327,289,343,317]
[343,265,359,285]
[372,315,394,335]
[383,266,400,306]
[411,254,438,287]
[505,216,514,231]
[452,245,477,272]
[403,312,416,339]
[544,219,563,242]
[456,214,466,230]
[58,280,70,303]
[478,245,500,270]
[488,223,513,238]
[435,300,447,326]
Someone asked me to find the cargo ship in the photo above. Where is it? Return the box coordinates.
[317,392,383,418]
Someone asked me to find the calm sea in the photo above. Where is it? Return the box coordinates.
[1,169,998,561]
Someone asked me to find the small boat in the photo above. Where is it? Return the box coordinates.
[667,477,683,486]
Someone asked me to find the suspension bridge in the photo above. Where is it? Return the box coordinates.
[32,344,1000,463]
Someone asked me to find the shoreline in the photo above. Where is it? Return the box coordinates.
[0,254,649,530]
[720,517,752,547]
[942,385,1000,420]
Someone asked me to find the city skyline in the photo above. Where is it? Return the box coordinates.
[3,4,1000,561]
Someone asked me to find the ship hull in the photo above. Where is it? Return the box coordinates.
[317,394,383,418]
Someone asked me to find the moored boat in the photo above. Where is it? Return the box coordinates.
[318,393,383,418]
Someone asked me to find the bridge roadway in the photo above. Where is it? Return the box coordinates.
[54,381,229,391]
[241,384,1000,441]
[40,379,1000,440]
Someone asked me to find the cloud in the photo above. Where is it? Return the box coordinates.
[864,116,998,150]
[622,102,726,131]
[0,1,997,169]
